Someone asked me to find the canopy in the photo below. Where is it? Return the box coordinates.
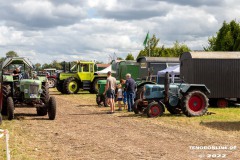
[96,65,111,74]
[157,65,180,83]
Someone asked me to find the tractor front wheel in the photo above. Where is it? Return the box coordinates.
[182,90,208,117]
[146,102,164,118]
[7,97,14,120]
[63,77,79,94]
[2,84,11,115]
[96,95,103,106]
[48,97,56,120]
[133,99,144,114]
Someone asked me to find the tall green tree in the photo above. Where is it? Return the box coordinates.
[125,53,134,60]
[6,51,19,57]
[204,20,240,51]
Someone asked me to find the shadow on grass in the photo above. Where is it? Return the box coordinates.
[200,121,240,131]
[69,112,108,116]
[76,105,98,107]
[50,92,91,96]
[1,113,50,121]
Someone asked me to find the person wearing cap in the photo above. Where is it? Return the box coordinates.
[103,71,117,114]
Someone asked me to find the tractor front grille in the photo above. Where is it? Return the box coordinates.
[29,84,39,94]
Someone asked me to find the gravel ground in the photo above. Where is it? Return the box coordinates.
[5,90,240,160]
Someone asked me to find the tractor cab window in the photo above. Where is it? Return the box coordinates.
[70,64,77,72]
[82,64,89,72]
[90,64,93,72]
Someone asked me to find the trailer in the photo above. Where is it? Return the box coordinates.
[180,51,240,107]
[136,57,179,82]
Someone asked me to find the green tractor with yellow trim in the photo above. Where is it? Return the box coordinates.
[56,61,107,94]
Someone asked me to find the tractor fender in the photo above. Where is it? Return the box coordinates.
[137,81,156,89]
[180,84,210,95]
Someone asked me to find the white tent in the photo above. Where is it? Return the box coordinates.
[96,65,112,74]
[157,65,180,83]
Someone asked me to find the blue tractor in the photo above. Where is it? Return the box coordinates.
[133,73,210,117]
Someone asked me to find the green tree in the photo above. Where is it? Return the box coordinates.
[35,63,42,71]
[117,57,123,60]
[125,53,134,60]
[52,60,62,70]
[205,20,240,51]
[6,51,19,57]
[137,35,190,58]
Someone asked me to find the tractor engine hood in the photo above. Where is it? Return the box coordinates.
[20,79,42,98]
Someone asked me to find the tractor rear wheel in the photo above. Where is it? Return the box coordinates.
[2,84,11,115]
[182,90,208,117]
[48,78,56,88]
[146,102,164,118]
[91,78,105,94]
[63,77,79,94]
[48,97,56,120]
[133,99,144,114]
[41,83,50,104]
[56,81,64,93]
[36,107,48,116]
[7,97,14,120]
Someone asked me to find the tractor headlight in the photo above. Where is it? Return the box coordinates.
[24,89,28,93]
[38,89,43,94]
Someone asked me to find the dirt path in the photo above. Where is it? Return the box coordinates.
[7,90,240,160]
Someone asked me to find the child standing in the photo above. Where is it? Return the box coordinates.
[117,84,123,111]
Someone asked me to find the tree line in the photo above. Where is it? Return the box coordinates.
[1,20,240,70]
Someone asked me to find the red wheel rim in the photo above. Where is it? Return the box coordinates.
[188,95,204,112]
[217,99,227,108]
[150,105,160,117]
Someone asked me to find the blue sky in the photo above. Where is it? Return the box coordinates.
[0,0,239,64]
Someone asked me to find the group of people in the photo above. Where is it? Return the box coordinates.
[103,71,136,114]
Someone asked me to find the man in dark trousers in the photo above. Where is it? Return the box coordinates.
[125,73,136,112]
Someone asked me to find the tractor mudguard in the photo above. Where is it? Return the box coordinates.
[180,84,210,95]
[137,81,156,88]
[2,75,13,82]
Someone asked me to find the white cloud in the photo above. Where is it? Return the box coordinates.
[0,0,239,64]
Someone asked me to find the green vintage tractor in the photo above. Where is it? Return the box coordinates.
[0,57,56,120]
[56,61,107,94]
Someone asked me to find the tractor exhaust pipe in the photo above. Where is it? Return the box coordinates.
[164,72,170,103]
[63,61,66,72]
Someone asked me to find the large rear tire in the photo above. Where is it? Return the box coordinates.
[146,102,164,118]
[63,77,79,94]
[2,84,11,115]
[41,83,50,104]
[7,97,14,120]
[48,97,56,120]
[56,81,64,94]
[181,90,208,117]
[91,78,105,94]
